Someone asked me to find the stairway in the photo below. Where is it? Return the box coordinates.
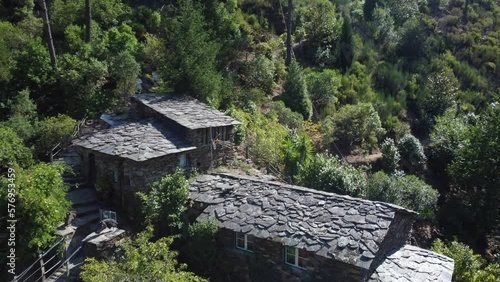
[50,149,101,281]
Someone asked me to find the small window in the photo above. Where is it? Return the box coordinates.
[113,171,119,183]
[179,153,188,168]
[284,246,307,268]
[235,232,254,252]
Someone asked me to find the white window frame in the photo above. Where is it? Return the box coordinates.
[235,232,254,252]
[284,246,307,269]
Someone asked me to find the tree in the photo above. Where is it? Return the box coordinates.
[380,138,400,173]
[449,105,500,235]
[297,153,366,197]
[322,103,385,152]
[160,0,222,107]
[1,89,38,141]
[304,0,342,66]
[286,0,293,66]
[80,226,207,282]
[422,68,460,120]
[137,169,190,234]
[432,239,500,282]
[367,171,438,220]
[363,0,378,21]
[242,55,275,94]
[34,114,76,159]
[0,126,34,170]
[38,0,57,69]
[0,163,71,262]
[306,69,340,119]
[283,132,313,181]
[397,133,426,174]
[281,60,312,120]
[428,110,469,177]
[85,0,91,42]
[338,15,354,71]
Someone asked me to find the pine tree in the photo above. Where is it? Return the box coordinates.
[281,60,312,120]
[338,15,354,72]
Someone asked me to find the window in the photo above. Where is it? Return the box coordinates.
[285,246,307,268]
[235,232,254,252]
[179,153,188,168]
[113,171,119,183]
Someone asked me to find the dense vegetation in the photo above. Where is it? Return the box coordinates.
[0,0,499,280]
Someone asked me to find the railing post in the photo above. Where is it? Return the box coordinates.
[65,247,70,280]
[39,253,46,282]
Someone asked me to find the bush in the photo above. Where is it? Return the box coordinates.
[297,153,366,197]
[242,55,275,94]
[432,239,500,282]
[397,133,426,174]
[186,220,220,278]
[306,69,340,119]
[267,101,304,132]
[81,226,206,282]
[367,171,438,220]
[322,103,385,152]
[0,126,33,170]
[34,114,77,159]
[380,138,400,173]
[281,60,313,120]
[137,169,190,233]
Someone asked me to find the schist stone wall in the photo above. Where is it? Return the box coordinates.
[214,229,364,282]
[78,148,191,214]
[186,129,236,171]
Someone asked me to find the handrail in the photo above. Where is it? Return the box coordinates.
[49,116,87,162]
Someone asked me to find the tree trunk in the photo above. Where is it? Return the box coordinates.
[286,0,293,67]
[463,0,469,24]
[38,0,57,69]
[85,0,91,42]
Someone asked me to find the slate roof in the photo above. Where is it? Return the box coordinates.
[72,118,196,161]
[189,173,417,270]
[369,245,454,282]
[133,93,241,130]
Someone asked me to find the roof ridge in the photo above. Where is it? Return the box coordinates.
[212,173,418,216]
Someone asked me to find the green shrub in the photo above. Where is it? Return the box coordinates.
[432,239,500,282]
[297,153,366,197]
[367,171,438,220]
[322,103,385,152]
[186,220,220,278]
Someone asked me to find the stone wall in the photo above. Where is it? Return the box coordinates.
[77,147,193,217]
[186,127,236,170]
[213,229,364,282]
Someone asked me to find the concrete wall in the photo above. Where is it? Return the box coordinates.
[214,229,365,282]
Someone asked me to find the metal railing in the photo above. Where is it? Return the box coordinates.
[13,239,82,282]
[49,116,87,163]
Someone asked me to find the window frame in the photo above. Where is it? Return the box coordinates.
[235,232,255,253]
[284,246,307,269]
[178,153,188,168]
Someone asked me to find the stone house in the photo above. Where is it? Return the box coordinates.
[188,173,454,282]
[72,93,240,212]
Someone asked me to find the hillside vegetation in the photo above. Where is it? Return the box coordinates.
[0,0,499,280]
